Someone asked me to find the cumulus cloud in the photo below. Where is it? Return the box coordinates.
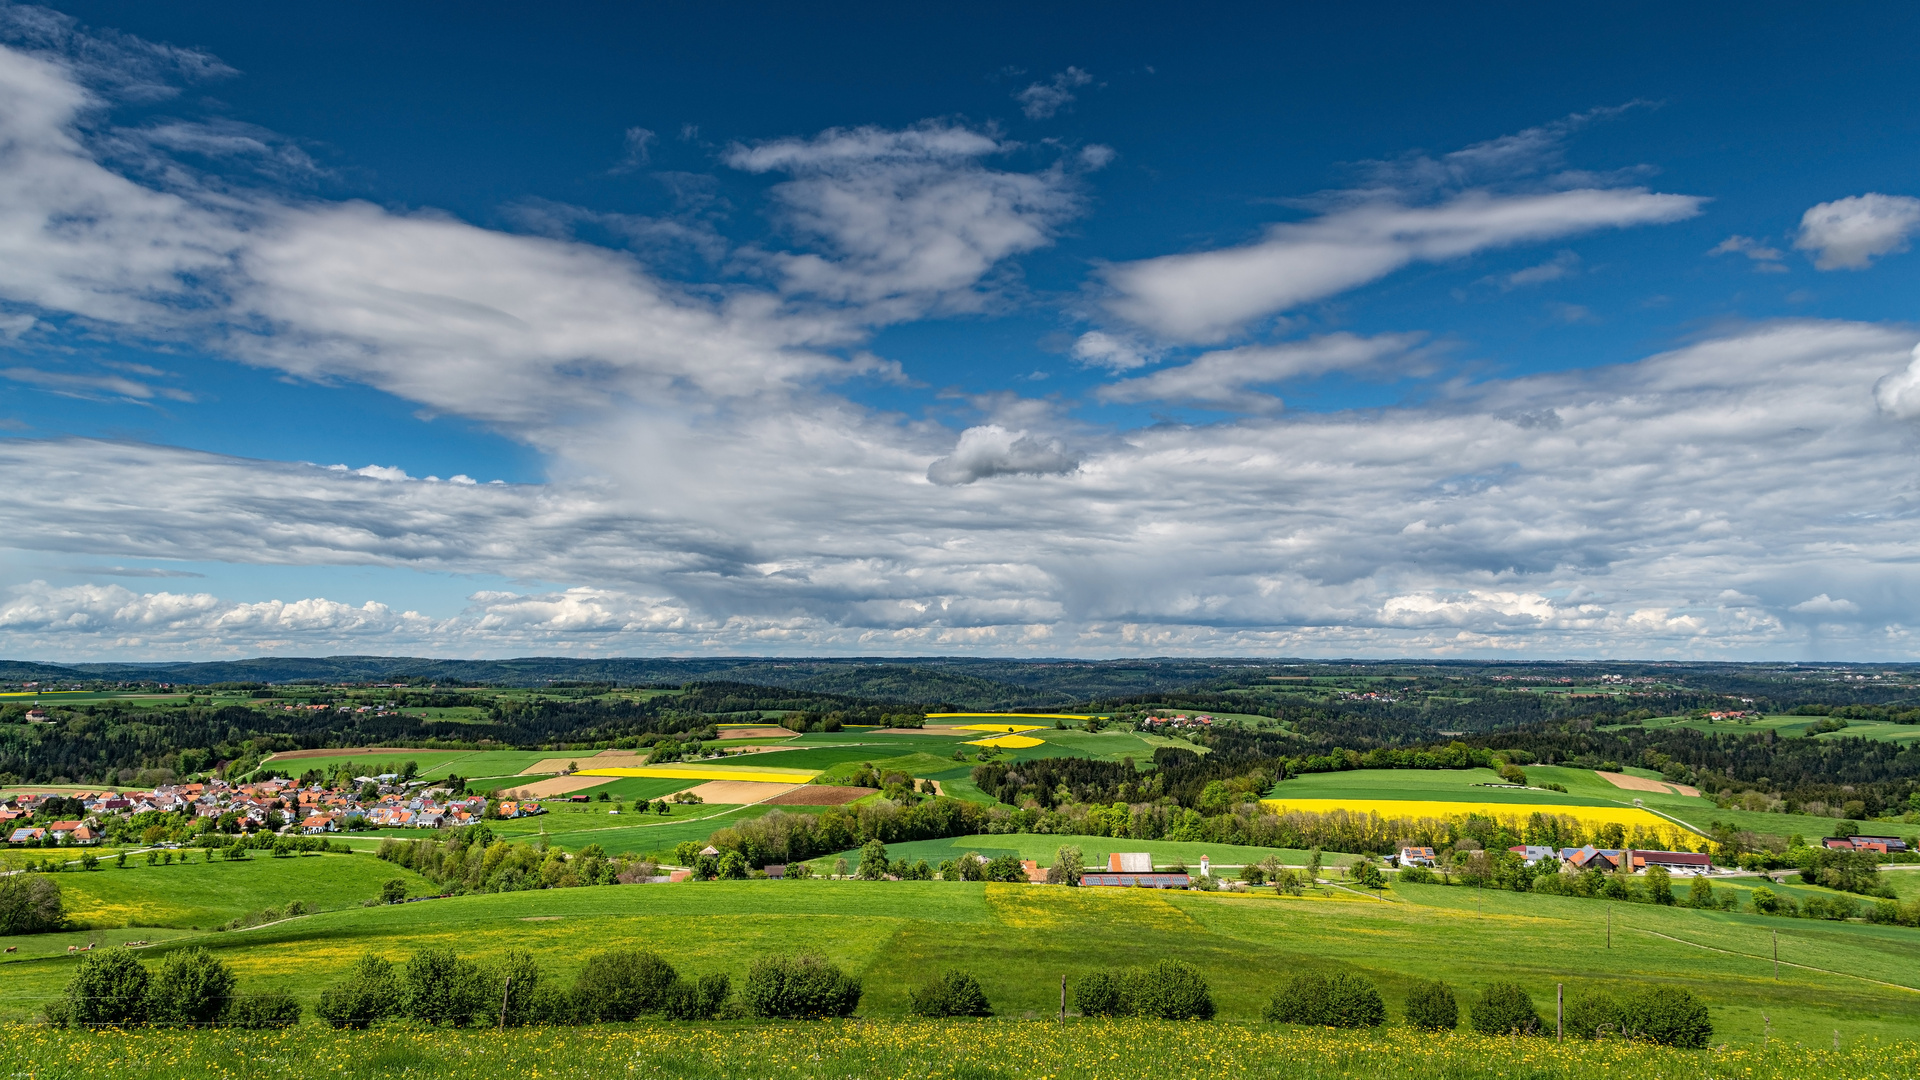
[1014,67,1092,120]
[1709,234,1787,271]
[1788,594,1860,617]
[1070,330,1153,372]
[926,424,1080,485]
[1795,193,1920,270]
[1873,343,1920,420]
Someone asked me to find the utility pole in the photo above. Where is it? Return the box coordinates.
[498,976,511,1029]
[1556,983,1563,1042]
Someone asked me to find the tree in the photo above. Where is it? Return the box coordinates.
[145,947,236,1027]
[1470,982,1543,1035]
[1643,866,1675,905]
[1305,847,1324,882]
[60,947,150,1027]
[741,953,861,1019]
[855,839,890,880]
[1685,875,1715,909]
[1046,845,1084,886]
[571,949,680,1021]
[908,970,993,1017]
[402,948,490,1027]
[381,879,409,904]
[1353,862,1386,891]
[1563,988,1625,1039]
[1264,972,1383,1028]
[982,854,1027,882]
[0,873,63,935]
[1074,971,1128,1017]
[316,951,401,1029]
[1404,979,1458,1031]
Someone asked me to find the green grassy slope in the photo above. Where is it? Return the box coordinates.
[47,853,435,930]
[806,833,1358,871]
[4,877,1916,1043]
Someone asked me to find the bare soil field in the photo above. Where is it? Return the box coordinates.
[683,780,803,803]
[715,726,794,739]
[519,750,647,775]
[1596,770,1701,798]
[498,774,611,799]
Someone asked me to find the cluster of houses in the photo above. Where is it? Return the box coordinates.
[1396,844,1717,875]
[1138,714,1215,730]
[1,774,542,846]
[1823,835,1910,853]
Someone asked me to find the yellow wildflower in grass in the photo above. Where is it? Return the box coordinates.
[1,1020,1915,1080]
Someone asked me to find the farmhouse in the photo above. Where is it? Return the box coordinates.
[1107,852,1153,872]
[1828,835,1909,853]
[1080,871,1192,888]
[1399,846,1437,866]
[7,827,45,844]
[1507,845,1557,865]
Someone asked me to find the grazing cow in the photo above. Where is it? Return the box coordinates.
[81,943,93,951]
[66,945,76,952]
[4,946,16,953]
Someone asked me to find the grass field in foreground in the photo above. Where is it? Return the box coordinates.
[5,1022,1915,1080]
[3,877,1917,1042]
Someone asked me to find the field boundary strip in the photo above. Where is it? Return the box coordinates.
[1629,927,1920,995]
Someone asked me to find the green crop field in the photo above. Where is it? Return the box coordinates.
[1610,714,1920,747]
[260,748,560,778]
[4,875,1918,1044]
[44,853,436,930]
[806,833,1359,872]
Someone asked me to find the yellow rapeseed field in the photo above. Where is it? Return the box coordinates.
[1259,797,1695,835]
[965,734,1045,748]
[575,764,820,784]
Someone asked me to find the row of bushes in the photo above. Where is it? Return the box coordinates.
[48,947,299,1028]
[1263,973,1711,1047]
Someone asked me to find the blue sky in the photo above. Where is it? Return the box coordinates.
[3,1,1920,659]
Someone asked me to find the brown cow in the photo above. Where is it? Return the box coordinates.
[3,946,16,954]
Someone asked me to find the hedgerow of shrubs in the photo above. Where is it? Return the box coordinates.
[740,953,862,1019]
[908,970,993,1018]
[48,946,294,1029]
[1403,980,1458,1031]
[1470,982,1543,1036]
[1074,961,1215,1020]
[1263,972,1385,1027]
[1563,985,1712,1047]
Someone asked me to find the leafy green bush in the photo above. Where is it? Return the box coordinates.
[227,989,302,1029]
[490,949,551,1027]
[0,873,63,935]
[661,973,733,1020]
[145,947,235,1027]
[1470,982,1542,1035]
[316,952,401,1029]
[908,971,993,1018]
[741,953,861,1019]
[1398,864,1436,884]
[571,949,680,1022]
[1263,972,1383,1028]
[60,947,150,1027]
[1129,961,1215,1021]
[1074,971,1127,1017]
[402,948,490,1027]
[1403,979,1457,1031]
[1622,986,1712,1048]
[1563,988,1626,1038]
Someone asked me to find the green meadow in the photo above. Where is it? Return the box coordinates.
[804,834,1359,872]
[3,874,1918,1044]
[49,853,436,930]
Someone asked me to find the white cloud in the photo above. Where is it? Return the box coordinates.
[1794,193,1920,270]
[1873,342,1920,419]
[1014,67,1092,120]
[926,424,1079,485]
[1102,187,1702,343]
[1789,594,1860,616]
[1096,332,1422,411]
[724,123,1085,322]
[1500,250,1580,288]
[1070,330,1153,372]
[1709,234,1786,272]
